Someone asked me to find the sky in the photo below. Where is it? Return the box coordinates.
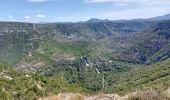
[0,0,170,22]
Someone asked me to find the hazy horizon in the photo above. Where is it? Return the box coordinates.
[0,0,170,22]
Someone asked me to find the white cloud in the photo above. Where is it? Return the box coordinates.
[27,0,60,3]
[7,16,14,21]
[8,16,13,19]
[85,0,113,3]
[24,16,31,22]
[36,15,45,18]
[104,6,170,20]
[24,16,31,19]
[85,0,170,3]
[28,0,47,3]
[85,0,114,3]
[114,3,127,6]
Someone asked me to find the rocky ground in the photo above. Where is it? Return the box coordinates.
[39,93,128,100]
[39,88,170,100]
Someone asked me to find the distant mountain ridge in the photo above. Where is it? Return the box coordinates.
[86,13,170,22]
[87,18,111,23]
[149,14,170,21]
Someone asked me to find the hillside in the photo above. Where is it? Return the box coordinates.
[0,20,154,70]
[116,20,170,64]
[106,58,170,95]
[0,19,170,100]
[0,58,169,100]
[148,14,170,21]
[0,64,87,100]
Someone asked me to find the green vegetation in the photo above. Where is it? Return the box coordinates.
[0,20,170,99]
[1,57,170,99]
[105,58,170,95]
[0,64,86,100]
[33,39,92,63]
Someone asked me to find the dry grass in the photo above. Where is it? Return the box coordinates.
[42,93,85,100]
[40,88,170,100]
[69,94,85,100]
[40,93,123,100]
[91,94,119,100]
[128,89,169,100]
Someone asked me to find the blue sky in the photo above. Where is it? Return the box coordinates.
[0,0,170,22]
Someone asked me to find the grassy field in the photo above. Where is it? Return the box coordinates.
[33,39,92,63]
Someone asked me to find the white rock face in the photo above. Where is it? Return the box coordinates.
[109,61,112,63]
[166,87,170,98]
[4,75,13,80]
[86,63,89,67]
[25,75,29,77]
